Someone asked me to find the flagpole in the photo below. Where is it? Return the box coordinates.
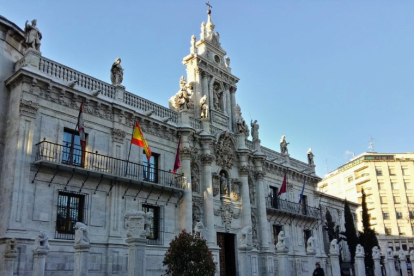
[125,121,135,177]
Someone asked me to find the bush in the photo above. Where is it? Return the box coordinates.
[163,230,216,276]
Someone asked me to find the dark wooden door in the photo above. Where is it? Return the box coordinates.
[217,233,236,276]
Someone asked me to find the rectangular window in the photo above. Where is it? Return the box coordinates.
[273,225,283,247]
[402,167,409,176]
[346,176,353,183]
[382,210,389,220]
[376,168,383,176]
[381,196,388,204]
[391,182,399,190]
[399,226,406,236]
[269,186,279,209]
[405,181,412,190]
[143,152,159,183]
[301,195,308,215]
[396,209,403,219]
[357,185,363,193]
[56,191,87,240]
[395,242,401,252]
[385,227,392,235]
[402,244,408,251]
[378,182,384,191]
[409,209,414,219]
[407,197,414,203]
[303,229,312,249]
[394,196,401,204]
[389,167,396,176]
[142,204,161,242]
[62,128,86,167]
[388,242,393,249]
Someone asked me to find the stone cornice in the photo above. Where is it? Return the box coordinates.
[20,99,39,119]
[197,57,239,85]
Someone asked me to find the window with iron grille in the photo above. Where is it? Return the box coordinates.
[143,152,159,183]
[55,190,88,240]
[273,225,283,248]
[142,204,163,245]
[62,128,86,167]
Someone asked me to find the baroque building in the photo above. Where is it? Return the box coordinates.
[0,10,356,276]
[319,152,414,257]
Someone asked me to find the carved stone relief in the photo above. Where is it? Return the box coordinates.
[112,128,126,143]
[214,204,240,232]
[20,99,39,118]
[231,179,241,201]
[214,132,237,170]
[191,163,200,193]
[212,173,220,197]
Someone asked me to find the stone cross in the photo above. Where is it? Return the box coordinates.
[206,1,212,11]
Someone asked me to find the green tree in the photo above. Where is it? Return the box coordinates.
[163,230,216,276]
[344,199,359,264]
[358,188,379,270]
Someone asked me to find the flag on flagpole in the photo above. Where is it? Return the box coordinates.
[77,101,86,148]
[278,172,287,199]
[298,179,306,203]
[172,138,181,174]
[131,121,151,160]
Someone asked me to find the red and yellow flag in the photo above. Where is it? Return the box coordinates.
[131,121,151,160]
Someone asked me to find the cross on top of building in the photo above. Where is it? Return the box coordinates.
[206,1,212,14]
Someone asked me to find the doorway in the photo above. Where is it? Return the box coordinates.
[217,232,236,276]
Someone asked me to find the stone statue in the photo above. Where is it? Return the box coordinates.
[5,238,17,255]
[225,57,230,68]
[169,76,194,111]
[236,105,249,137]
[74,222,90,246]
[194,221,207,239]
[280,135,289,155]
[24,19,42,51]
[213,83,221,111]
[398,249,406,260]
[387,248,393,258]
[191,167,199,192]
[306,236,315,253]
[240,226,252,247]
[330,239,340,255]
[220,173,229,196]
[125,211,153,239]
[190,35,196,54]
[200,95,209,119]
[34,231,50,252]
[250,120,259,141]
[307,148,314,165]
[276,231,289,251]
[356,244,365,257]
[110,58,123,85]
[372,246,381,259]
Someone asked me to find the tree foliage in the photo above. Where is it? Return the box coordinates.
[163,230,216,276]
[344,199,359,264]
[358,189,379,269]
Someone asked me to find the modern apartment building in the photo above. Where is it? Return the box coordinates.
[318,152,414,255]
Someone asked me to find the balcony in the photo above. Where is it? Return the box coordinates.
[34,141,185,192]
[266,197,321,221]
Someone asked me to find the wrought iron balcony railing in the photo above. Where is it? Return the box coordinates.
[266,197,321,220]
[34,141,185,190]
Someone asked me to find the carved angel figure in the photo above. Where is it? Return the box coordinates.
[330,239,339,255]
[220,173,229,196]
[276,231,289,251]
[200,95,209,119]
[250,120,259,141]
[110,58,124,85]
[356,244,365,257]
[280,135,289,155]
[240,226,252,247]
[25,19,42,51]
[34,231,50,252]
[236,105,249,137]
[74,222,90,246]
[307,148,315,165]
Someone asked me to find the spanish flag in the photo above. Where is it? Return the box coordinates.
[131,121,151,160]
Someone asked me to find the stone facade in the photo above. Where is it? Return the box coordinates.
[0,11,355,276]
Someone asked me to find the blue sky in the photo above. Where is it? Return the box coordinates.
[3,1,414,176]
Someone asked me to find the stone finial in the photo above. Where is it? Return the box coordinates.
[372,246,381,259]
[280,135,289,155]
[34,231,50,253]
[398,249,406,260]
[387,248,394,258]
[239,226,252,247]
[330,239,340,255]
[307,148,315,165]
[356,244,365,257]
[24,19,42,51]
[125,211,153,239]
[5,238,18,256]
[276,231,290,252]
[200,95,208,119]
[74,222,90,246]
[306,236,316,253]
[110,58,123,85]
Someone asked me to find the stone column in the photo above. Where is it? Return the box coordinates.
[399,250,408,276]
[238,150,252,228]
[33,232,50,276]
[230,87,237,132]
[125,211,151,276]
[372,246,382,276]
[224,84,231,127]
[178,130,193,232]
[276,232,290,276]
[329,239,341,276]
[386,249,397,276]
[74,223,91,276]
[200,134,216,246]
[354,244,366,276]
[201,72,211,112]
[3,239,17,276]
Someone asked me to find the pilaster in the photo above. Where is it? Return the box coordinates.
[238,150,252,228]
[230,87,237,132]
[178,130,193,231]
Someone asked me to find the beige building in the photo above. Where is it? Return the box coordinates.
[318,152,414,255]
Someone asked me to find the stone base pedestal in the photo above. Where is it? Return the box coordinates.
[355,256,366,276]
[238,246,254,276]
[253,139,261,152]
[307,251,316,274]
[258,251,274,276]
[399,259,408,276]
[114,84,125,101]
[236,133,248,150]
[201,118,210,133]
[74,244,90,276]
[385,257,397,276]
[33,250,48,276]
[330,254,341,276]
[2,254,17,276]
[126,237,147,276]
[178,109,192,127]
[276,249,289,276]
[15,48,42,71]
[208,245,221,276]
